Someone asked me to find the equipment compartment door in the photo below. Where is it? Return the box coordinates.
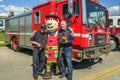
[20,17,25,45]
[25,14,32,47]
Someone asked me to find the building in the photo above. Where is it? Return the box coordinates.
[0,16,7,32]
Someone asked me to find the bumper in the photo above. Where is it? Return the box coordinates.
[83,44,111,59]
[72,44,111,62]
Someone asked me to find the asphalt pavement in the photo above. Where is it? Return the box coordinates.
[0,47,120,80]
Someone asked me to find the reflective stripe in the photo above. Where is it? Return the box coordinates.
[46,46,58,50]
[45,51,48,58]
[55,53,58,58]
[74,33,89,38]
[82,34,89,38]
[55,50,58,58]
[46,65,51,72]
[47,66,51,69]
[47,61,57,63]
[74,33,81,37]
[55,31,58,37]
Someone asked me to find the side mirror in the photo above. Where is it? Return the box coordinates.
[68,0,73,15]
[106,10,109,27]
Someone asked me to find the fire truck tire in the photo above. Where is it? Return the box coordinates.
[110,38,118,51]
[11,38,19,52]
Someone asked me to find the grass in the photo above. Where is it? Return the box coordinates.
[0,43,8,47]
[0,33,7,47]
[0,33,5,41]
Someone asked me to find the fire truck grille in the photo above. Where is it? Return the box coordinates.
[95,34,106,46]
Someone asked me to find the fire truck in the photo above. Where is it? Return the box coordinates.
[5,0,111,62]
[109,16,120,50]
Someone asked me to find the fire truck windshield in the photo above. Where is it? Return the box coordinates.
[86,0,106,28]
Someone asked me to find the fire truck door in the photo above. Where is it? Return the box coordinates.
[20,17,25,45]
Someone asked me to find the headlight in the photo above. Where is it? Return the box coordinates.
[89,34,92,46]
[89,34,92,41]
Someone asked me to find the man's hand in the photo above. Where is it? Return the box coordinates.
[60,36,68,44]
[37,43,41,47]
[32,30,37,36]
[61,40,68,44]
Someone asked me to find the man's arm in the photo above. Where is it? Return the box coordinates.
[30,41,41,47]
[30,31,41,47]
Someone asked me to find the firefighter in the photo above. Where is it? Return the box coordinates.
[59,20,74,80]
[42,14,61,79]
[30,25,47,80]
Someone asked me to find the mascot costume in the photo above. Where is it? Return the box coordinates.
[42,14,61,79]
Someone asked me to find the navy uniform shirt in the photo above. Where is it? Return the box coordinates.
[59,27,74,47]
[30,31,48,48]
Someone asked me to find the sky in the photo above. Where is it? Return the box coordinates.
[0,0,120,16]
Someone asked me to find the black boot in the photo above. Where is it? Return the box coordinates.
[67,77,72,80]
[54,69,60,75]
[34,77,38,80]
[39,72,44,76]
[42,72,52,79]
[59,74,65,79]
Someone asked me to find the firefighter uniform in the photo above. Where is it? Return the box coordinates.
[30,26,47,79]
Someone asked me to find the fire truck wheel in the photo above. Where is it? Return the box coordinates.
[110,38,118,51]
[11,38,19,52]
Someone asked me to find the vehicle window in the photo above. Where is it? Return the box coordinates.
[118,19,120,26]
[63,4,68,17]
[0,19,4,27]
[86,0,106,28]
[73,1,80,16]
[34,11,40,24]
[62,1,80,17]
[109,19,113,26]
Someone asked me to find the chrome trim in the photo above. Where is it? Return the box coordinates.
[82,0,87,24]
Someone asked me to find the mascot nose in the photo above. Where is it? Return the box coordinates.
[47,22,52,26]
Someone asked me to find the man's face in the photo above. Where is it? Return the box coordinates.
[61,21,67,30]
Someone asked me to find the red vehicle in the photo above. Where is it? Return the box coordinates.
[5,0,111,62]
[109,16,120,50]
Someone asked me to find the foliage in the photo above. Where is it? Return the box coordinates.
[0,33,5,41]
[0,43,8,47]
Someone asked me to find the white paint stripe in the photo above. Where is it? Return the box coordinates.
[5,32,19,35]
[5,32,32,35]
[6,32,89,38]
[25,33,32,35]
[82,34,89,38]
[74,33,81,37]
[74,33,89,38]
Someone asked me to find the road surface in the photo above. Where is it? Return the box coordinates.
[0,47,120,80]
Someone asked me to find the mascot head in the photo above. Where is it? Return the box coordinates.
[46,14,61,32]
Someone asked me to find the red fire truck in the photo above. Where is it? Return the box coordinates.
[109,16,120,50]
[5,0,111,62]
